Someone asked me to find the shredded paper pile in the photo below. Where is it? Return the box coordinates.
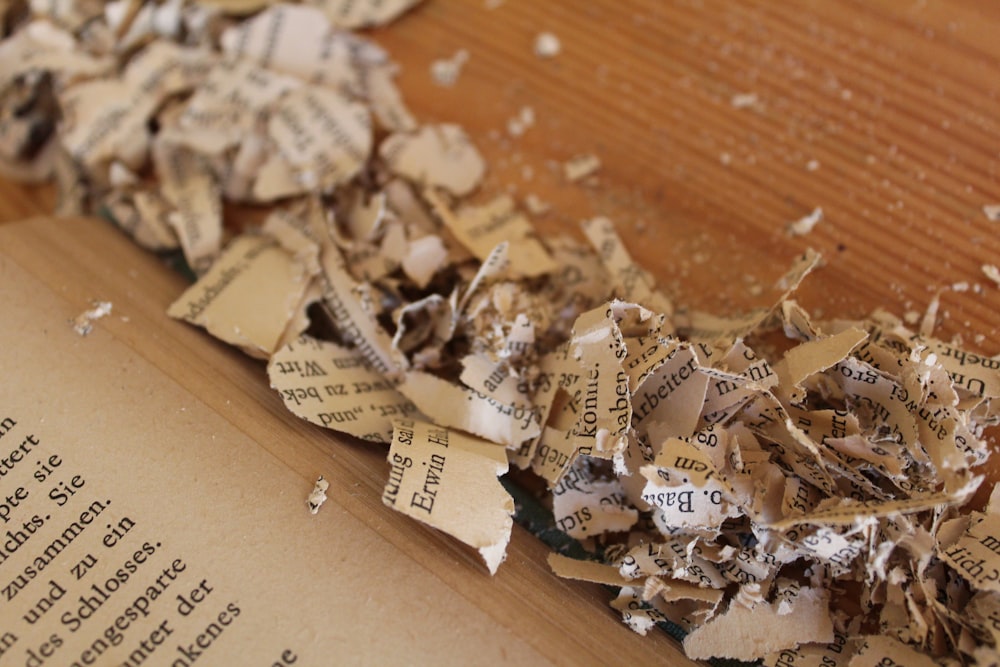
[2,1,999,664]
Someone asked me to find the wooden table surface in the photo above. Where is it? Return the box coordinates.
[2,1,999,661]
[4,0,1000,347]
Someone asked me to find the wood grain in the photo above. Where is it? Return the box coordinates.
[3,1,999,346]
[369,0,1000,344]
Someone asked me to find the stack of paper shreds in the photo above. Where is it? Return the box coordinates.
[2,2,999,663]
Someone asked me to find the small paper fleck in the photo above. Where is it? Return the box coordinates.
[730,92,759,109]
[533,32,560,58]
[982,264,1000,287]
[307,475,330,515]
[787,206,823,236]
[72,301,113,336]
[430,49,469,87]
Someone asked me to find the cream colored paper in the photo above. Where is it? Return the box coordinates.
[398,370,542,447]
[682,583,833,661]
[380,124,486,196]
[269,334,421,443]
[762,633,856,667]
[319,0,423,28]
[167,233,313,358]
[219,4,360,91]
[939,511,1000,593]
[581,217,673,316]
[267,85,372,192]
[432,193,557,277]
[383,419,513,574]
[152,140,222,274]
[547,553,635,587]
[847,635,938,667]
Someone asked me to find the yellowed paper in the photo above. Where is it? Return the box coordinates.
[552,463,638,538]
[682,583,833,661]
[640,438,740,530]
[269,335,421,443]
[846,635,938,667]
[104,189,181,251]
[632,343,709,442]
[384,419,513,574]
[219,4,360,91]
[564,153,601,182]
[175,60,301,157]
[319,0,423,28]
[568,305,631,458]
[59,79,157,168]
[939,511,1000,593]
[774,327,868,392]
[398,370,542,447]
[362,62,417,133]
[611,586,669,636]
[547,553,635,587]
[582,217,673,316]
[268,85,372,192]
[0,230,549,665]
[167,234,313,358]
[307,475,330,514]
[0,20,111,91]
[380,124,486,197]
[434,193,557,277]
[153,140,222,274]
[762,634,856,667]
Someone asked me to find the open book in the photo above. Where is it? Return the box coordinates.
[0,215,690,665]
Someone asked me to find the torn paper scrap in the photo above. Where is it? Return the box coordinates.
[430,49,469,87]
[582,217,673,315]
[938,511,1000,593]
[982,264,1000,287]
[427,191,556,277]
[318,0,423,29]
[551,461,638,539]
[762,633,856,667]
[268,85,373,192]
[611,586,669,636]
[682,583,833,661]
[846,635,939,667]
[2,4,1000,664]
[506,106,535,137]
[398,370,542,447]
[307,476,330,514]
[153,140,222,275]
[219,4,360,90]
[730,92,759,109]
[983,204,1000,222]
[383,419,514,574]
[72,300,112,336]
[547,553,635,587]
[564,153,600,182]
[533,32,561,58]
[268,334,420,444]
[380,124,485,197]
[788,206,823,236]
[167,233,315,359]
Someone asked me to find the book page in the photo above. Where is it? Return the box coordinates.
[0,222,552,665]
